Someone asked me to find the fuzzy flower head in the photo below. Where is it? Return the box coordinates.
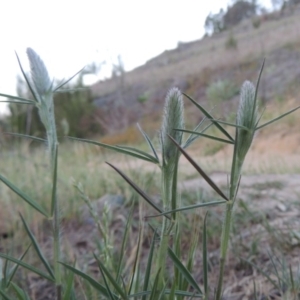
[160,87,184,168]
[236,81,259,161]
[26,48,52,100]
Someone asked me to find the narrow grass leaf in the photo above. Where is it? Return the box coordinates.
[177,129,234,144]
[63,266,75,300]
[106,162,170,219]
[0,93,35,104]
[68,137,157,163]
[0,253,54,282]
[157,280,169,300]
[182,116,208,149]
[19,214,55,280]
[5,132,46,143]
[116,207,134,283]
[253,59,265,118]
[97,264,117,300]
[149,269,161,300]
[268,254,281,288]
[203,212,209,298]
[169,283,176,300]
[137,123,160,162]
[256,106,300,130]
[15,52,39,102]
[168,135,229,201]
[116,145,159,164]
[128,226,142,295]
[182,92,234,141]
[142,229,157,300]
[145,200,226,218]
[7,244,31,288]
[210,118,249,130]
[60,262,116,298]
[50,145,58,216]
[10,282,30,300]
[168,247,202,294]
[53,68,84,92]
[0,289,13,300]
[0,175,48,217]
[94,254,128,299]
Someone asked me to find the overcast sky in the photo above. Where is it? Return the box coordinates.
[0,0,272,114]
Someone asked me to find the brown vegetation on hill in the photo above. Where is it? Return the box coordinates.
[91,8,300,139]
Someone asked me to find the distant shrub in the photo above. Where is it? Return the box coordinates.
[225,32,238,50]
[252,16,261,29]
[206,79,239,103]
[137,92,148,103]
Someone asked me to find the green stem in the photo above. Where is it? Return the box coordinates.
[157,170,171,272]
[216,153,243,300]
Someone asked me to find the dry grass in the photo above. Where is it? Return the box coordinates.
[91,10,300,97]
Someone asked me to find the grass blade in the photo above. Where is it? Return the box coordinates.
[210,118,249,130]
[10,282,30,300]
[137,123,160,162]
[145,200,226,218]
[0,174,48,217]
[0,93,35,104]
[157,280,169,300]
[53,68,84,92]
[182,92,234,141]
[5,132,46,143]
[168,247,202,295]
[253,59,265,122]
[94,254,128,299]
[142,229,157,300]
[97,265,117,300]
[168,135,229,201]
[19,214,55,280]
[0,289,14,300]
[203,212,209,298]
[106,162,170,219]
[15,52,39,102]
[115,145,159,163]
[128,225,142,296]
[60,262,117,298]
[256,106,300,130]
[6,244,31,288]
[0,253,55,282]
[149,269,161,300]
[116,206,134,283]
[68,137,157,163]
[177,129,234,144]
[182,116,209,149]
[63,265,75,300]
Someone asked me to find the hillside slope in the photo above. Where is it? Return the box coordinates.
[90,9,300,133]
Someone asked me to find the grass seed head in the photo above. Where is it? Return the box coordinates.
[236,80,259,161]
[26,47,52,98]
[161,87,184,167]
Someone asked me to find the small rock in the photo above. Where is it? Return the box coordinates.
[276,203,287,212]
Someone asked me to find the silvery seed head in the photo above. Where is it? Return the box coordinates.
[161,87,184,168]
[236,81,259,161]
[26,48,52,99]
